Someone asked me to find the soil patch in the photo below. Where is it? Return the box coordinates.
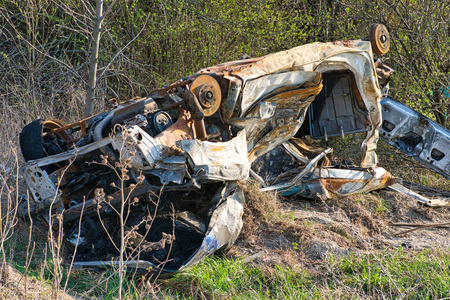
[229,184,450,270]
[0,264,77,300]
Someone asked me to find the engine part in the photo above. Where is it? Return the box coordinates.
[146,111,173,136]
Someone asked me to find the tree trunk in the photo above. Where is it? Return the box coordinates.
[84,0,104,118]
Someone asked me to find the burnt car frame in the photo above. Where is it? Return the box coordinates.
[18,25,449,273]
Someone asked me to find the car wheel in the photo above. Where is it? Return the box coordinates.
[20,119,72,172]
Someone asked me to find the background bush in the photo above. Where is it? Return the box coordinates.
[0,0,449,128]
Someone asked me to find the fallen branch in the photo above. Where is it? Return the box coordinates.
[390,222,450,236]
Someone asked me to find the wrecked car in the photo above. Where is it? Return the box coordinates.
[18,24,449,274]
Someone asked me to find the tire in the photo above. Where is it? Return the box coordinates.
[19,119,70,173]
[19,119,47,162]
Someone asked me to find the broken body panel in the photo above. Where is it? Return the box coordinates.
[380,96,450,179]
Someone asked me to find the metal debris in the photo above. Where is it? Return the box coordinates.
[380,96,450,179]
[387,183,450,207]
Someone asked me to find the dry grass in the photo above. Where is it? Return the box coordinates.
[231,175,450,277]
[0,264,77,300]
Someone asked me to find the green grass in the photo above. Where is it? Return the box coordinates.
[5,245,450,299]
[166,249,450,299]
[5,222,450,299]
[3,184,449,299]
[168,257,319,299]
[331,249,450,299]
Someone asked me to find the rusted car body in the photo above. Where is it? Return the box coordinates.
[21,28,441,273]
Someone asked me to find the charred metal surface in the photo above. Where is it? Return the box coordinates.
[195,40,382,168]
[309,72,370,140]
[230,72,323,162]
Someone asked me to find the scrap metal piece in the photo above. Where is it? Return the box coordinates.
[71,260,155,270]
[289,137,330,158]
[387,183,450,207]
[20,164,62,215]
[239,71,321,116]
[60,181,203,223]
[151,111,173,133]
[380,96,450,179]
[111,125,163,169]
[153,110,193,156]
[220,75,242,121]
[282,141,310,165]
[29,137,111,168]
[110,97,159,125]
[43,119,74,146]
[308,73,370,139]
[249,168,268,187]
[230,71,323,162]
[261,148,332,192]
[149,155,187,185]
[179,130,249,181]
[374,59,395,86]
[205,41,382,168]
[176,183,244,273]
[278,166,395,199]
[71,182,244,276]
[310,166,395,197]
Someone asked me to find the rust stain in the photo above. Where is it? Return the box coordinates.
[149,78,193,97]
[322,178,366,192]
[154,110,193,156]
[319,171,395,193]
[268,85,323,109]
[210,146,225,152]
[332,40,355,48]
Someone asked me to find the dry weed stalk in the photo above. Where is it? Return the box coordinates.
[46,158,76,299]
[24,192,36,295]
[0,147,20,283]
[90,126,167,298]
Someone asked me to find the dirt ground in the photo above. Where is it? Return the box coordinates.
[229,184,450,271]
[0,264,77,300]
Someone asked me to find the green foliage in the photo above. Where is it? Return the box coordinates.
[2,0,448,123]
[336,0,450,124]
